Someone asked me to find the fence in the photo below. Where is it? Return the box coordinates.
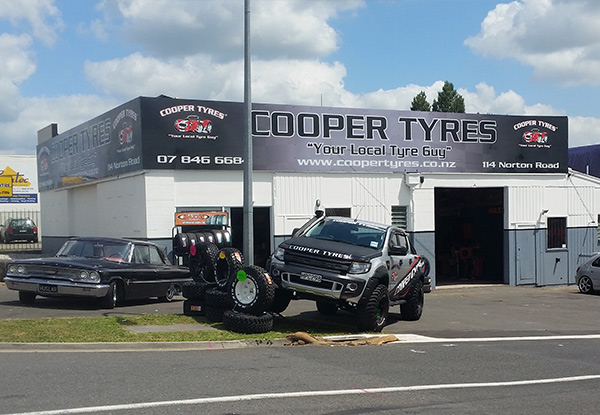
[0,209,42,253]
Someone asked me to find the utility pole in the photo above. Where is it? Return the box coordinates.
[243,0,254,265]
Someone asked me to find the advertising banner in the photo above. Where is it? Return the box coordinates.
[0,156,39,203]
[37,98,143,191]
[38,96,568,190]
[141,97,568,174]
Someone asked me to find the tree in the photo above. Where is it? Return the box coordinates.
[432,81,465,113]
[410,91,431,111]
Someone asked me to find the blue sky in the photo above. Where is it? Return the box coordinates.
[1,0,600,154]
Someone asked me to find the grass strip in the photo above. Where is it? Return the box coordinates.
[0,313,355,343]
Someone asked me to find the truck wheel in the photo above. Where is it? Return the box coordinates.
[205,305,226,322]
[194,243,219,284]
[223,310,273,334]
[356,284,389,332]
[18,291,36,305]
[215,248,244,288]
[205,287,233,309]
[230,265,275,315]
[401,279,424,321]
[269,289,293,314]
[181,281,206,300]
[316,300,338,315]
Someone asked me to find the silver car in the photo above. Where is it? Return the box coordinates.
[575,253,600,294]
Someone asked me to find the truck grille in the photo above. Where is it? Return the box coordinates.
[284,251,351,274]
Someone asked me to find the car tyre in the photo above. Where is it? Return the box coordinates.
[578,275,594,294]
[205,304,227,322]
[205,287,233,309]
[401,279,424,321]
[215,247,244,288]
[183,299,205,316]
[18,291,36,305]
[229,265,275,315]
[101,281,119,309]
[356,284,389,332]
[223,310,274,334]
[181,281,206,300]
[194,243,220,284]
[269,288,293,314]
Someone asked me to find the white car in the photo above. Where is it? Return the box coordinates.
[575,253,600,294]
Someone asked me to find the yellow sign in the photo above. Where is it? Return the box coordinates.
[0,176,12,197]
[0,166,31,188]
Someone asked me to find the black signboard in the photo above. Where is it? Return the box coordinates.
[38,96,568,190]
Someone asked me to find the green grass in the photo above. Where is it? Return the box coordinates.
[0,313,356,343]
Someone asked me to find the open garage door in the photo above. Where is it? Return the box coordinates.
[435,188,504,285]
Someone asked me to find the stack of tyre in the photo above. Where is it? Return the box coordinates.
[176,231,277,334]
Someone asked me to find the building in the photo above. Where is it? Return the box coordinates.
[37,95,597,288]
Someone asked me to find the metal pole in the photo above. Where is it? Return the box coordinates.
[243,0,254,265]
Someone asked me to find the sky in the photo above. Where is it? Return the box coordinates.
[1,0,600,155]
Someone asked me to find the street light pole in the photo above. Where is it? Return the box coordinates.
[243,0,254,265]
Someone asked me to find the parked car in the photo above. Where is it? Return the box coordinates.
[575,253,600,294]
[3,237,192,308]
[1,217,38,243]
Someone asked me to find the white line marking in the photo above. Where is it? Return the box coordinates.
[6,375,600,415]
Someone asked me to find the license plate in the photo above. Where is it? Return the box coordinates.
[300,272,322,283]
[39,284,58,293]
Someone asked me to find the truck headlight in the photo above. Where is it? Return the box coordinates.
[273,247,285,262]
[348,262,370,274]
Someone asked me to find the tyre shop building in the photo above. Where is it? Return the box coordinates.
[37,95,599,288]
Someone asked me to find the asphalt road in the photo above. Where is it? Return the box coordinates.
[1,283,600,414]
[1,282,598,337]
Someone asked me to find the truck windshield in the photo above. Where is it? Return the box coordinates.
[304,220,385,249]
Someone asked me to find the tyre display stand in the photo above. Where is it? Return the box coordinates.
[173,211,276,334]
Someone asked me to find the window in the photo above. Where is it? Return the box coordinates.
[325,208,351,218]
[547,217,567,249]
[391,205,408,229]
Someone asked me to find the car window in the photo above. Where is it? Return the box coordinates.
[133,245,151,264]
[149,246,165,264]
[592,257,600,268]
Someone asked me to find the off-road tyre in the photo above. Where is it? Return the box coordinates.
[205,287,233,309]
[192,243,220,284]
[269,288,293,314]
[214,247,244,288]
[205,304,227,322]
[356,284,389,332]
[316,300,338,315]
[401,279,424,321]
[183,299,205,316]
[181,281,206,300]
[229,265,275,315]
[173,233,190,255]
[223,310,274,334]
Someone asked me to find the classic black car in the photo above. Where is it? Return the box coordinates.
[4,237,192,308]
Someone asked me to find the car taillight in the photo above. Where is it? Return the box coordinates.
[6,227,12,234]
[33,227,38,233]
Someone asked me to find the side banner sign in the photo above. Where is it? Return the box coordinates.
[37,98,143,191]
[38,96,568,190]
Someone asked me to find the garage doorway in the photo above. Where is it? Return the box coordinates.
[434,188,504,285]
[230,207,272,268]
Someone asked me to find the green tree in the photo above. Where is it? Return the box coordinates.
[410,91,431,111]
[432,81,465,113]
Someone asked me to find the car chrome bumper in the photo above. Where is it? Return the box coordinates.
[4,276,110,298]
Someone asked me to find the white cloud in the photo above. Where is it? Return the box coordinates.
[465,0,600,86]
[0,0,63,46]
[568,116,600,148]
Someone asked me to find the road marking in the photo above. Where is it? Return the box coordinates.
[6,374,600,415]
[390,333,600,343]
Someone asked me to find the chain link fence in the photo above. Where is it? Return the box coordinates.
[0,210,41,253]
